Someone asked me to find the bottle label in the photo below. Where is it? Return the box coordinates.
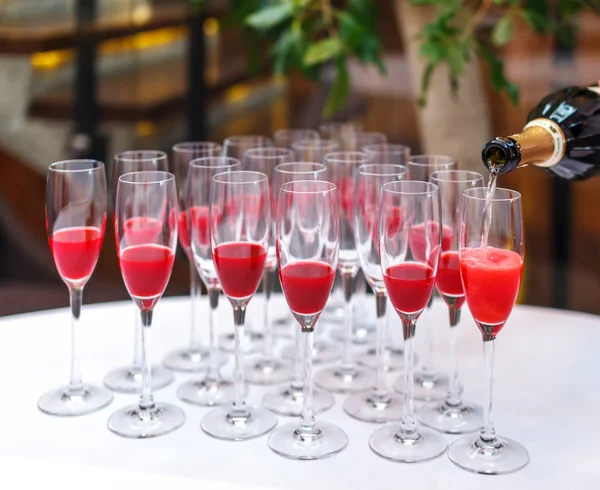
[523,118,565,168]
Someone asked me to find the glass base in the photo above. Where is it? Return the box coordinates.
[162,346,228,372]
[343,391,404,423]
[356,345,410,372]
[201,405,277,441]
[395,370,461,402]
[418,401,483,434]
[281,340,341,364]
[108,402,185,438]
[272,317,294,338]
[38,384,114,417]
[369,424,448,463]
[268,421,348,460]
[104,365,174,394]
[262,384,334,416]
[219,330,264,354]
[448,435,530,474]
[243,356,294,385]
[330,321,375,345]
[314,364,376,394]
[178,376,241,407]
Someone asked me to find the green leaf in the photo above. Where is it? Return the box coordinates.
[323,57,350,118]
[272,28,296,75]
[477,44,520,105]
[419,40,446,63]
[304,37,344,65]
[418,62,435,107]
[348,0,378,33]
[492,15,513,46]
[446,41,466,75]
[245,3,293,31]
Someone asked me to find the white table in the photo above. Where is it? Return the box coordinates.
[0,295,598,489]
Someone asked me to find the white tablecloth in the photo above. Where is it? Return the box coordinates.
[0,294,597,489]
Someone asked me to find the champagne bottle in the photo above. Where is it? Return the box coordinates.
[482,84,600,180]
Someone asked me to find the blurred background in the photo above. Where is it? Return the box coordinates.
[0,0,598,316]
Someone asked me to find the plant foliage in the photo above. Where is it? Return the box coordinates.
[220,0,600,116]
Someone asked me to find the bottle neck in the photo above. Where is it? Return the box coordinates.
[482,118,565,174]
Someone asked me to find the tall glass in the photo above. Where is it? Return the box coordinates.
[341,131,387,151]
[222,135,273,160]
[395,154,457,401]
[201,171,277,440]
[319,121,362,144]
[163,142,226,372]
[177,157,241,406]
[274,129,319,149]
[362,143,411,165]
[104,151,174,393]
[418,170,484,433]
[40,160,113,416]
[314,151,376,393]
[291,139,338,162]
[241,147,295,385]
[263,163,335,417]
[108,171,185,438]
[448,187,529,474]
[268,180,347,459]
[369,180,447,462]
[344,164,407,423]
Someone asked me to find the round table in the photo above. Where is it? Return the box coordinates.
[0,295,597,489]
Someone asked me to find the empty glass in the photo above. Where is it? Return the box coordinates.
[362,143,411,165]
[222,135,273,160]
[292,139,339,162]
[274,129,319,149]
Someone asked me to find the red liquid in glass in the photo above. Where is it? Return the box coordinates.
[49,226,104,282]
[384,262,436,315]
[460,247,522,334]
[213,242,267,299]
[409,222,453,262]
[120,244,175,305]
[436,250,466,309]
[280,261,336,316]
[177,210,191,255]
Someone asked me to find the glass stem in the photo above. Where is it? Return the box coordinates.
[480,338,497,444]
[398,316,418,439]
[262,267,274,357]
[341,271,357,372]
[139,309,155,410]
[190,262,202,350]
[232,307,247,415]
[68,287,83,393]
[132,305,142,369]
[207,287,220,380]
[445,306,462,407]
[374,292,388,399]
[291,322,304,391]
[420,296,435,375]
[299,330,315,435]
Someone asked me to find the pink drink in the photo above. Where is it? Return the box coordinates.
[436,250,466,309]
[213,242,267,300]
[280,261,336,316]
[49,226,104,282]
[384,262,436,315]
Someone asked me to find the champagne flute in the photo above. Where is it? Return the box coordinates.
[292,139,338,162]
[344,163,407,423]
[40,159,113,416]
[177,156,242,406]
[369,180,447,462]
[418,170,484,434]
[362,143,411,165]
[274,129,319,149]
[448,187,528,474]
[241,147,295,385]
[201,171,277,440]
[319,121,362,144]
[341,131,387,151]
[268,180,347,459]
[108,171,185,438]
[222,135,273,160]
[104,151,174,393]
[163,142,227,372]
[263,163,336,417]
[314,151,376,393]
[395,154,457,401]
